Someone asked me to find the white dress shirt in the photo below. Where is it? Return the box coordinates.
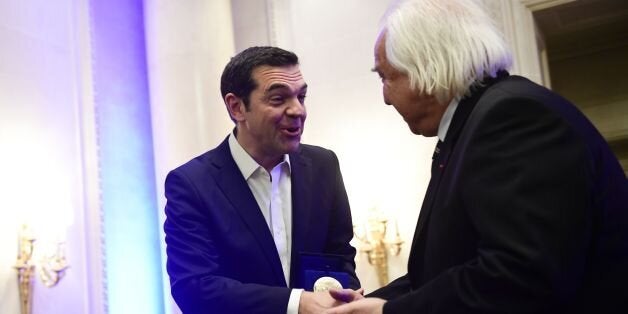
[438,97,460,142]
[228,133,303,314]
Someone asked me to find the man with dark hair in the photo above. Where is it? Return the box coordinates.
[220,47,299,110]
[164,46,360,313]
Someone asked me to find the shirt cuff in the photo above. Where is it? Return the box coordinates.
[287,288,304,314]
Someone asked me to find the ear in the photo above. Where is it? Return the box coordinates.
[224,93,246,122]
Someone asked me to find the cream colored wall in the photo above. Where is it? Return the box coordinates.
[225,0,555,294]
[0,0,99,313]
[0,1,551,313]
[229,0,434,293]
[0,0,551,313]
[287,1,432,293]
[147,0,554,308]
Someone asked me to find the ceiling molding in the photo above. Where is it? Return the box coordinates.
[522,0,576,12]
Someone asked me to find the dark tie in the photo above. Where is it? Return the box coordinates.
[431,140,444,176]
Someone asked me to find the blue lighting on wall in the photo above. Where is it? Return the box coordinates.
[90,0,164,313]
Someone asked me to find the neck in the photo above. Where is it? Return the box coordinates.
[235,129,282,172]
[256,155,283,172]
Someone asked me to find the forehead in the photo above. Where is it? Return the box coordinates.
[374,34,405,80]
[252,65,305,91]
[373,34,390,69]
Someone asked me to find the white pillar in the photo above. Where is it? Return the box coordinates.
[484,0,575,86]
[144,1,236,313]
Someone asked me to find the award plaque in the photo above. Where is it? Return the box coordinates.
[300,252,350,291]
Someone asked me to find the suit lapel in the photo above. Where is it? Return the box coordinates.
[409,72,510,279]
[408,149,447,276]
[209,138,286,286]
[288,150,312,287]
[410,99,476,255]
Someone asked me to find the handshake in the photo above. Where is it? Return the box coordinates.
[299,287,386,314]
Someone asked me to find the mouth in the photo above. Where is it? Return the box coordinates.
[280,126,302,137]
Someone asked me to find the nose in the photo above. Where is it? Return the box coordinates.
[286,98,306,117]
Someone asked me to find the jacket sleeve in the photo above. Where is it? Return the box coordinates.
[164,170,291,314]
[367,274,412,300]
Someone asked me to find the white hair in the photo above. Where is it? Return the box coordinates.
[382,0,513,103]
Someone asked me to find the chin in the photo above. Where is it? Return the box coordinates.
[284,141,301,153]
[422,130,438,137]
[409,124,437,137]
[408,124,423,135]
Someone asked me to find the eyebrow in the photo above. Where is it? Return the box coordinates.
[266,83,308,93]
[371,67,384,76]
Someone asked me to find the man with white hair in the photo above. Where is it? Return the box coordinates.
[326,0,628,313]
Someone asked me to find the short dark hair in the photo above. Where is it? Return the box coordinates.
[220,46,299,109]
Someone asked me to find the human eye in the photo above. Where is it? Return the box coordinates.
[297,93,306,104]
[268,95,285,105]
[371,68,384,82]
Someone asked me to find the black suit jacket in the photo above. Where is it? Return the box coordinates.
[370,74,628,313]
[164,137,359,313]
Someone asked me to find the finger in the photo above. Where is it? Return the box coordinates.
[323,302,353,314]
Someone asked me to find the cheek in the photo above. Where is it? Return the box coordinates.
[382,84,392,102]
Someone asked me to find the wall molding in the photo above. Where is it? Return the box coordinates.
[72,0,107,312]
[488,0,574,86]
[265,0,295,49]
[521,0,575,12]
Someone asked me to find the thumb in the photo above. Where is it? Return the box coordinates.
[329,288,360,303]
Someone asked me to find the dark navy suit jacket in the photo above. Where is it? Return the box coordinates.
[164,137,359,313]
[370,74,628,313]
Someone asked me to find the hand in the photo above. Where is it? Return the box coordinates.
[323,297,386,314]
[329,288,365,303]
[298,291,345,314]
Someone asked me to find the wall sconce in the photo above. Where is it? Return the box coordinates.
[353,209,403,287]
[14,224,69,314]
